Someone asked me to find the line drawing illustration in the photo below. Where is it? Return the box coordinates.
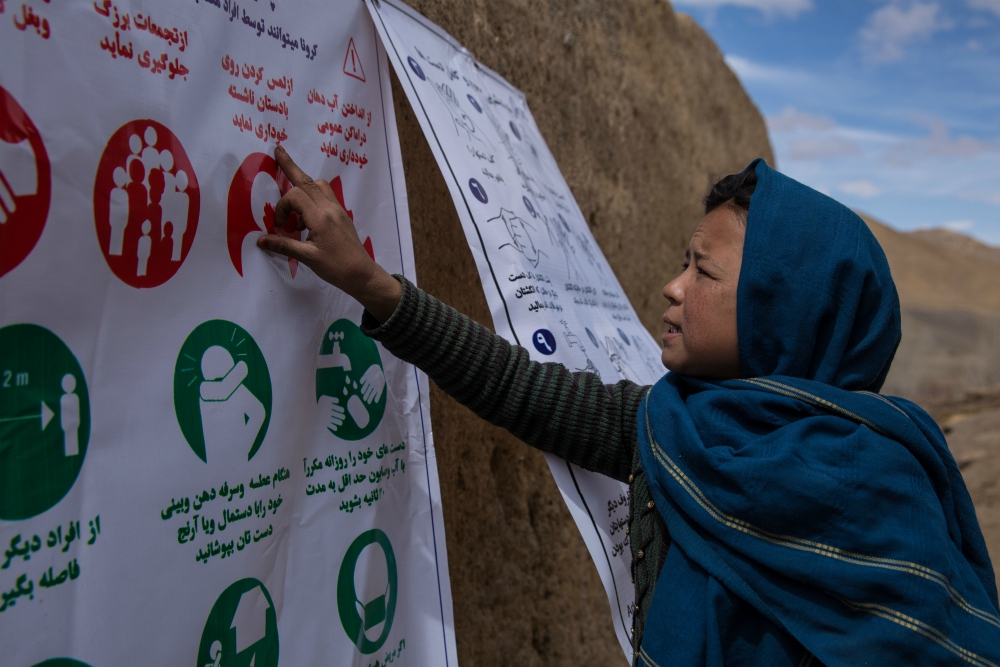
[489,208,547,267]
[560,319,600,376]
[603,334,641,382]
[433,80,495,153]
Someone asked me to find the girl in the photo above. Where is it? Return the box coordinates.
[259,146,999,666]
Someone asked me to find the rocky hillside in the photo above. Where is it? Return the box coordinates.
[393,1,773,664]
[864,216,1000,402]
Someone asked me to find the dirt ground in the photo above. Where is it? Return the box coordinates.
[925,391,1000,579]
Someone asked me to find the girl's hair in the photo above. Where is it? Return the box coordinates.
[703,164,758,226]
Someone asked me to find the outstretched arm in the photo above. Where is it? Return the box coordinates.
[258,147,644,482]
[361,276,644,482]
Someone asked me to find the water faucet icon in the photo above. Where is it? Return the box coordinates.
[318,331,351,371]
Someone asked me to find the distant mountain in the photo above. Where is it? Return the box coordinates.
[860,214,1000,401]
[910,228,1000,266]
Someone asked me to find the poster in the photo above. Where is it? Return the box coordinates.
[367,0,669,660]
[0,1,457,665]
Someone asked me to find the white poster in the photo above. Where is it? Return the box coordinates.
[0,1,457,665]
[367,0,668,660]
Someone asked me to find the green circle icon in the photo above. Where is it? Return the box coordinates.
[174,320,271,464]
[337,529,398,654]
[198,577,278,667]
[31,660,92,667]
[0,324,89,521]
[315,319,386,441]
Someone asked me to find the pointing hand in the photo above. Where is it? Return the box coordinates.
[257,147,402,324]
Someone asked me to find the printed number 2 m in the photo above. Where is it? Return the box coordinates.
[1,370,29,388]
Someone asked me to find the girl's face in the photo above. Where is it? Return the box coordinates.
[661,206,745,379]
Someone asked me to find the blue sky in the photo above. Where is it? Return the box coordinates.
[673,0,1000,245]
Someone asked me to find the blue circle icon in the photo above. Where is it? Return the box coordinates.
[407,56,426,81]
[618,328,631,345]
[585,327,599,348]
[468,178,488,204]
[509,121,521,140]
[558,213,570,232]
[523,196,537,218]
[532,329,556,356]
[467,94,482,113]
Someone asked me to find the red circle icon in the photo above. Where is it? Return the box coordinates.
[0,86,51,278]
[227,153,361,279]
[93,120,200,288]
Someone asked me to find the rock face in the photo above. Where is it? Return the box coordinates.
[390,1,773,664]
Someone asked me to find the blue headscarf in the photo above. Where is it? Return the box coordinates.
[637,159,999,666]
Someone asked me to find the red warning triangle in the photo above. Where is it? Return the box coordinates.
[343,37,365,82]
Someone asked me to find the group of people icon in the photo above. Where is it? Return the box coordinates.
[106,127,190,276]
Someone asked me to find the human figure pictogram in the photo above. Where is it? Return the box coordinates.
[137,220,152,276]
[59,374,80,457]
[107,167,129,256]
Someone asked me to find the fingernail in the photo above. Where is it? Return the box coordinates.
[258,237,270,249]
[275,145,285,154]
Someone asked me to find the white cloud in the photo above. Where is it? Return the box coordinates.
[967,0,1000,18]
[944,219,975,231]
[767,107,834,133]
[839,180,883,198]
[860,2,949,63]
[673,0,812,17]
[961,190,1000,205]
[886,119,1000,165]
[724,55,808,84]
[787,137,862,160]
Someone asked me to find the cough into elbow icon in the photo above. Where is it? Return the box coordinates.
[174,320,272,465]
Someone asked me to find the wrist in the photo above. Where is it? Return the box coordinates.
[351,262,401,324]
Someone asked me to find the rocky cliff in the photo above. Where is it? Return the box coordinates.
[389,1,773,664]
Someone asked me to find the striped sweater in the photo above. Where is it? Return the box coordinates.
[361,275,671,661]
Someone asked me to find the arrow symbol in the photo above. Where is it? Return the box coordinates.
[0,402,55,430]
[41,402,54,430]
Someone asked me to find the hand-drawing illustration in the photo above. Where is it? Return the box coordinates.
[604,334,641,382]
[632,333,663,379]
[490,208,547,267]
[434,81,494,153]
[543,212,587,282]
[560,319,600,376]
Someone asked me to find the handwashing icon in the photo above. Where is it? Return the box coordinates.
[316,322,387,440]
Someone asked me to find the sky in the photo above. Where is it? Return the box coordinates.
[673,0,1000,245]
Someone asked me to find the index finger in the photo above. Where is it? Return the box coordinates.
[274,146,322,200]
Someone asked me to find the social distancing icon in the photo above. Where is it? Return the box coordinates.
[173,320,272,465]
[0,85,51,278]
[316,319,386,441]
[93,119,200,288]
[198,578,278,667]
[0,324,89,520]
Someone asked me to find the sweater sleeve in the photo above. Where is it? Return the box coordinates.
[361,275,647,484]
